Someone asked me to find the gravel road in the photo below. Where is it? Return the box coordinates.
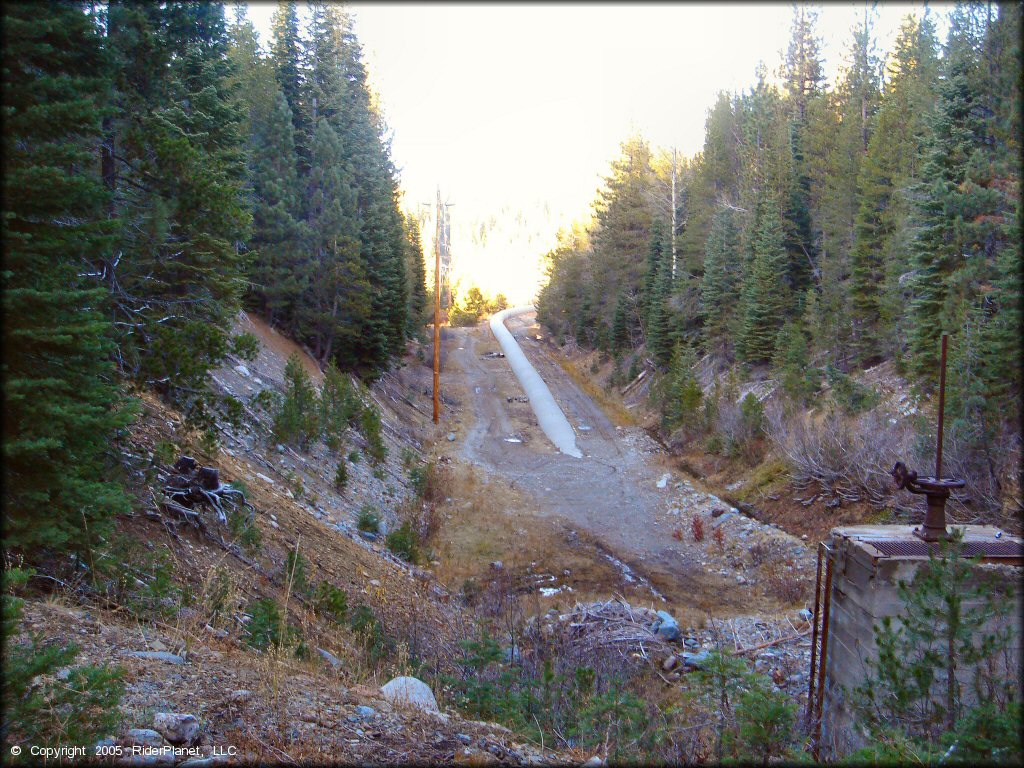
[445,311,761,617]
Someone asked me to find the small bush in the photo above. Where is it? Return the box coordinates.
[691,516,705,542]
[273,354,320,448]
[244,598,300,653]
[712,526,726,551]
[320,362,362,450]
[313,581,348,624]
[672,528,684,542]
[764,573,805,605]
[385,521,420,563]
[334,460,349,491]
[825,364,880,415]
[284,546,309,595]
[230,332,261,361]
[348,449,360,463]
[3,569,125,753]
[357,505,380,534]
[349,603,392,665]
[360,404,386,464]
[228,507,262,556]
[91,536,182,618]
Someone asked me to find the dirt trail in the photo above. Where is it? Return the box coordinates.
[444,312,771,620]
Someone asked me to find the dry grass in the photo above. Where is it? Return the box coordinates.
[549,353,637,428]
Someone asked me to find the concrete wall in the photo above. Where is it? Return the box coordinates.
[819,526,1023,757]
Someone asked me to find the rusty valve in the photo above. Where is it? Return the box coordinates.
[891,462,965,542]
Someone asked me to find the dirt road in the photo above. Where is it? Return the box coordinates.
[443,311,771,619]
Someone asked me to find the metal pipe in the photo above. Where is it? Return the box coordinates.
[936,333,948,479]
[813,544,834,761]
[806,542,825,727]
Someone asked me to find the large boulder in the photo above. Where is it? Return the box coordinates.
[380,676,440,713]
[153,713,200,746]
[652,610,681,642]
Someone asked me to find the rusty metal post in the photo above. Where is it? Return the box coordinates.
[812,546,834,761]
[806,542,825,728]
[936,332,948,479]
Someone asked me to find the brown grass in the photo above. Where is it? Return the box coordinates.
[549,354,637,428]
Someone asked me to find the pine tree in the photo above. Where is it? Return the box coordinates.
[404,215,429,335]
[701,207,743,358]
[772,321,817,403]
[270,0,307,173]
[849,14,940,364]
[906,5,1017,386]
[105,1,251,415]
[737,200,789,364]
[2,2,134,557]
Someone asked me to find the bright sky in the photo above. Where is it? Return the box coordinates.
[244,2,953,303]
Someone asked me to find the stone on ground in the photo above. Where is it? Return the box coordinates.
[380,675,440,713]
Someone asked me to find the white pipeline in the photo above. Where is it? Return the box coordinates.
[490,307,582,458]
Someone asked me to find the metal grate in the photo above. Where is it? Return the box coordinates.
[866,538,1024,559]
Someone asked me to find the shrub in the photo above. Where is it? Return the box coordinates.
[348,449,360,463]
[244,598,299,652]
[385,521,420,563]
[228,507,262,556]
[691,516,705,542]
[334,460,349,491]
[313,581,348,624]
[3,569,125,752]
[230,332,261,361]
[712,526,726,551]
[349,603,392,665]
[357,506,380,534]
[284,546,309,595]
[359,403,386,464]
[273,354,320,448]
[825,363,880,415]
[320,362,361,450]
[91,536,182,618]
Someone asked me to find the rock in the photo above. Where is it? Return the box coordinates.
[681,650,712,669]
[457,734,472,745]
[318,648,342,669]
[276,444,285,453]
[355,705,376,718]
[656,473,670,489]
[710,508,726,518]
[447,432,457,442]
[490,560,503,570]
[119,754,177,767]
[662,655,679,672]
[229,690,252,703]
[652,610,681,642]
[797,608,813,623]
[358,530,378,542]
[255,472,275,484]
[683,637,700,649]
[127,651,185,665]
[179,758,225,768]
[503,645,521,664]
[153,713,200,746]
[380,676,440,713]
[582,757,605,767]
[270,520,279,529]
[234,365,251,377]
[203,624,228,639]
[121,729,166,748]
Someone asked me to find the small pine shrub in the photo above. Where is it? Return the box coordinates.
[228,507,261,556]
[285,546,309,595]
[357,506,380,533]
[360,404,386,464]
[273,354,320,448]
[385,521,420,563]
[244,598,299,651]
[691,516,705,542]
[349,603,392,665]
[712,526,726,551]
[825,364,880,415]
[739,393,765,435]
[320,362,361,450]
[220,395,245,429]
[313,581,348,624]
[348,449,360,463]
[334,460,349,491]
[91,536,182,618]
[230,332,261,361]
[3,569,125,751]
[672,528,684,541]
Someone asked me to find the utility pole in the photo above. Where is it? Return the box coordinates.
[432,186,442,424]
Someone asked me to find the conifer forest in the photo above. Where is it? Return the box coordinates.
[1,2,1021,765]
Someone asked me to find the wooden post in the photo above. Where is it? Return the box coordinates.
[433,187,441,424]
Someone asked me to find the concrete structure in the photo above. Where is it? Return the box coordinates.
[811,524,1023,757]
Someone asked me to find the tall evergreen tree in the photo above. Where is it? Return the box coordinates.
[104,1,251,414]
[270,0,307,174]
[2,1,133,557]
[404,215,429,334]
[701,207,744,358]
[737,200,789,363]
